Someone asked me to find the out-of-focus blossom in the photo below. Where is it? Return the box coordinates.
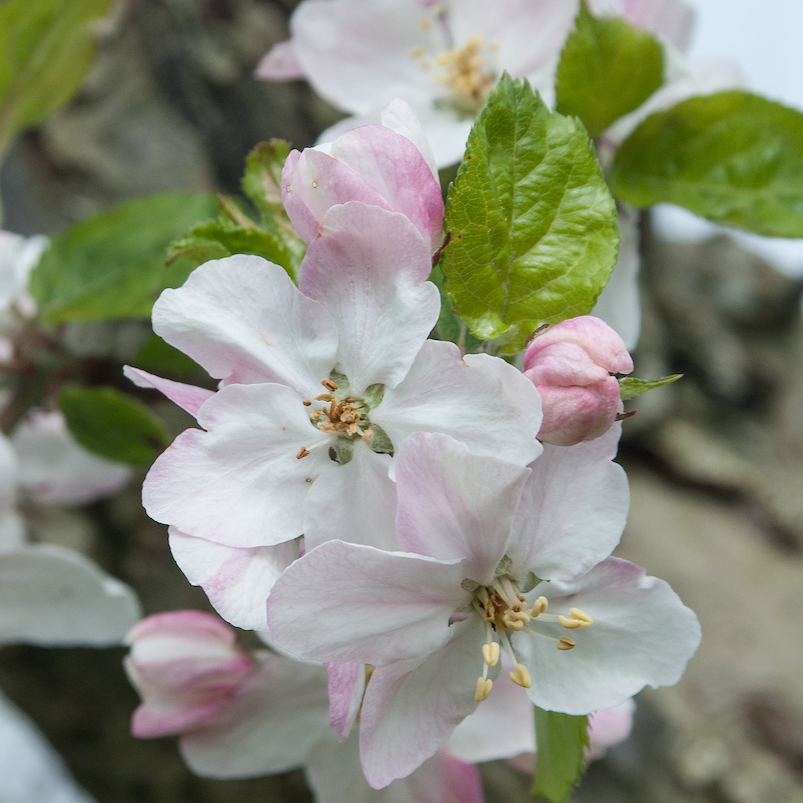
[124,611,254,738]
[283,99,443,251]
[267,430,697,787]
[523,316,633,447]
[12,410,131,505]
[256,0,706,167]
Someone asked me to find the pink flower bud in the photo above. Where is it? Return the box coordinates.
[523,316,633,447]
[124,611,253,738]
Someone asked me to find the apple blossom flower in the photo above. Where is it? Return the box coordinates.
[256,0,695,167]
[283,99,443,251]
[267,429,700,787]
[124,611,255,738]
[133,202,542,630]
[523,315,634,447]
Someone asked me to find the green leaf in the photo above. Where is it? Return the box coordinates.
[556,0,664,139]
[531,708,589,802]
[58,386,169,466]
[134,333,200,378]
[29,192,218,323]
[619,373,682,399]
[441,74,620,351]
[0,0,114,157]
[610,91,803,237]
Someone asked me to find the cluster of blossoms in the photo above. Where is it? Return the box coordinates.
[122,97,701,797]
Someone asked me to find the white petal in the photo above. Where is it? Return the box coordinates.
[169,529,298,631]
[12,410,131,505]
[395,432,529,584]
[381,98,438,180]
[152,255,338,399]
[0,689,95,803]
[267,540,468,665]
[304,442,399,552]
[180,654,332,777]
[143,383,332,548]
[325,662,365,741]
[358,617,491,789]
[299,203,439,395]
[0,544,141,646]
[517,558,701,714]
[254,39,306,80]
[591,206,641,351]
[373,341,543,472]
[506,424,629,583]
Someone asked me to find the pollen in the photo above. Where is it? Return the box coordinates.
[556,637,576,651]
[475,677,493,702]
[482,642,500,667]
[531,596,548,616]
[433,33,495,114]
[509,663,532,689]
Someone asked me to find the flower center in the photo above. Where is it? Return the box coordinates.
[410,29,498,117]
[471,576,593,703]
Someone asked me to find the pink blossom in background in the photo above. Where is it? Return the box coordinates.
[523,316,634,447]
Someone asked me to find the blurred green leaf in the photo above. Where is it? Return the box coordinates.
[611,91,803,236]
[428,263,483,353]
[58,385,169,466]
[441,74,620,351]
[0,0,114,157]
[134,333,201,378]
[619,373,682,399]
[556,0,664,139]
[30,192,218,323]
[531,708,589,802]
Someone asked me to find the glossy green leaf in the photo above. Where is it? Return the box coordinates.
[619,373,682,400]
[611,91,803,236]
[0,0,114,157]
[556,0,664,139]
[531,708,589,802]
[58,386,169,466]
[441,74,620,350]
[30,193,218,323]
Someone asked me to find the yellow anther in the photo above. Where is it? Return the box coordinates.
[315,393,334,402]
[321,379,338,392]
[296,447,310,459]
[570,608,593,624]
[531,596,548,616]
[436,52,450,66]
[318,422,335,433]
[310,410,323,421]
[556,637,576,651]
[502,615,525,631]
[361,429,374,442]
[302,399,312,407]
[420,17,431,31]
[558,615,582,629]
[411,46,425,58]
[509,663,532,689]
[474,677,493,702]
[482,642,500,667]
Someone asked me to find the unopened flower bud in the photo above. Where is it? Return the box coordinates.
[523,316,634,447]
[124,611,252,738]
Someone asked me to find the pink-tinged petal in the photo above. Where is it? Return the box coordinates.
[507,424,629,583]
[254,39,306,80]
[123,366,213,418]
[267,540,469,665]
[282,149,393,245]
[328,127,444,251]
[11,410,131,505]
[299,203,439,394]
[586,699,636,760]
[169,529,298,631]
[448,655,534,763]
[0,544,141,647]
[381,98,438,180]
[358,617,490,789]
[317,112,380,145]
[181,654,332,778]
[152,256,338,399]
[373,341,543,471]
[395,432,529,584]
[304,442,398,552]
[517,558,701,714]
[325,662,365,741]
[143,383,331,549]
[591,206,641,350]
[617,0,694,50]
[291,0,435,116]
[444,753,485,803]
[126,610,238,647]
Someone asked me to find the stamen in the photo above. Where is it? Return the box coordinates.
[482,642,500,667]
[558,615,591,630]
[509,663,532,689]
[475,677,493,702]
[321,379,338,392]
[361,429,374,442]
[499,631,518,667]
[570,608,593,624]
[296,447,310,459]
[531,596,548,617]
[411,45,425,58]
[556,637,576,651]
[302,399,312,407]
[315,393,334,402]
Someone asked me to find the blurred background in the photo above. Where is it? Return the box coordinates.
[2,1,803,802]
